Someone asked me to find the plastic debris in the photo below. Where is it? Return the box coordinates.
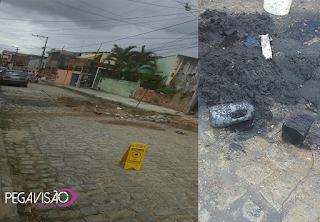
[117,107,122,110]
[244,36,261,48]
[260,34,272,60]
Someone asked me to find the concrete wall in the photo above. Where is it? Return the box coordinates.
[172,57,198,92]
[164,55,198,91]
[96,77,139,97]
[154,55,178,77]
[56,69,81,86]
[135,86,194,113]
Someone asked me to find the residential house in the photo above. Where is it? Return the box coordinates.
[27,55,47,71]
[0,50,29,70]
[44,49,81,77]
[56,56,109,87]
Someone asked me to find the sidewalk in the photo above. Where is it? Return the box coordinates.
[56,84,198,123]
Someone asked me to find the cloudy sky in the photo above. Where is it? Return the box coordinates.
[0,0,198,58]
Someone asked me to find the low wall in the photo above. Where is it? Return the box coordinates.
[135,86,194,113]
[97,78,139,97]
[56,70,81,86]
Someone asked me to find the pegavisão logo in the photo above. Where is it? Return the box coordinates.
[5,188,77,208]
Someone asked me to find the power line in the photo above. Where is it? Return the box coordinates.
[64,18,197,49]
[3,13,193,34]
[126,0,185,10]
[0,12,188,23]
[48,0,191,35]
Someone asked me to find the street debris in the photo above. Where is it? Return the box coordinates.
[117,107,122,110]
[92,105,102,115]
[260,34,272,60]
[303,37,320,46]
[209,102,255,128]
[244,36,261,48]
[282,112,315,145]
[175,130,187,135]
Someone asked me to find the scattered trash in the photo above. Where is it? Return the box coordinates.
[92,105,102,115]
[306,103,317,112]
[303,37,320,46]
[282,112,315,145]
[117,107,122,110]
[175,130,187,135]
[65,104,77,107]
[260,34,272,60]
[209,102,255,128]
[229,143,246,154]
[244,36,261,48]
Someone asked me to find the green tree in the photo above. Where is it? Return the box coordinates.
[105,44,137,79]
[131,45,157,75]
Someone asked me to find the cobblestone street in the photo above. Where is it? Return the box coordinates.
[0,84,198,222]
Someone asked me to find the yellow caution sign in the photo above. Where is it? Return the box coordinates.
[120,143,147,170]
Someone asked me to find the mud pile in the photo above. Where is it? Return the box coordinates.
[199,10,320,121]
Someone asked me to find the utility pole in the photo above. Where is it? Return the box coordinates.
[11,46,19,69]
[32,34,48,73]
[91,43,102,88]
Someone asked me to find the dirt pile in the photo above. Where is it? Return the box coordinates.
[199,10,320,121]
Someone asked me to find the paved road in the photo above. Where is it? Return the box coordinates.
[0,84,198,222]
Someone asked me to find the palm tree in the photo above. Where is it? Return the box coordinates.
[105,44,137,79]
[130,45,157,75]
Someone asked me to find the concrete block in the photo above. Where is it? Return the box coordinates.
[282,112,314,145]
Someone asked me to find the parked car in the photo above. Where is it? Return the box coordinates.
[0,66,7,74]
[0,70,28,87]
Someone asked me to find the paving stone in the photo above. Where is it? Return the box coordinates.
[260,175,298,211]
[152,209,176,216]
[236,161,272,185]
[59,209,82,218]
[136,213,157,222]
[83,179,101,184]
[282,200,318,222]
[43,210,60,218]
[112,217,137,222]
[107,209,135,220]
[21,170,36,174]
[84,214,107,222]
[130,194,145,200]
[79,206,99,216]
[90,196,110,204]
[105,187,123,193]
[82,184,101,191]
[242,199,264,222]
[97,203,120,212]
[157,201,170,207]
[130,205,148,213]
[117,200,134,207]
[109,194,129,200]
